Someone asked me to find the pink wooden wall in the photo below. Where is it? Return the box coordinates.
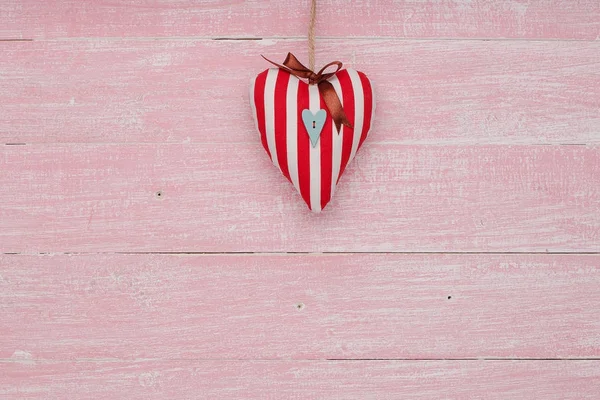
[1,1,599,398]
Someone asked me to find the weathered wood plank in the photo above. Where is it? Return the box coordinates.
[1,39,599,145]
[1,144,598,253]
[1,254,599,360]
[1,0,599,40]
[1,359,600,399]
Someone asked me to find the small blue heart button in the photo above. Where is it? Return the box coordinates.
[302,109,327,148]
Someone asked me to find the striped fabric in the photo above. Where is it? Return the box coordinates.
[250,68,375,212]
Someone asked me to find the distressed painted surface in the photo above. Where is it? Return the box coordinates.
[1,144,598,253]
[2,360,600,399]
[2,0,599,397]
[1,40,599,145]
[1,0,599,40]
[1,254,599,360]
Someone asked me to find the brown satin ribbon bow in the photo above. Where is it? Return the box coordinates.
[262,52,353,133]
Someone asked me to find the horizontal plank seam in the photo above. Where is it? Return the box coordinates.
[2,252,600,256]
[2,358,600,363]
[4,143,597,147]
[327,358,600,361]
[2,36,600,43]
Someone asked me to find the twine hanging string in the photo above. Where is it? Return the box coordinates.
[308,0,317,70]
[261,0,353,132]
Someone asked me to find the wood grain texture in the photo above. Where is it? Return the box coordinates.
[1,254,599,360]
[1,0,599,40]
[2,2,599,397]
[1,39,599,145]
[1,144,598,253]
[2,360,600,399]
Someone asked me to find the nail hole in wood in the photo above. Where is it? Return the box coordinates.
[155,191,163,198]
[296,303,305,311]
[447,296,452,300]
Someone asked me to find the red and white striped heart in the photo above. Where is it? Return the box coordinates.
[250,67,374,212]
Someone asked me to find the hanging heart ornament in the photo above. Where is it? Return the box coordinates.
[250,53,375,212]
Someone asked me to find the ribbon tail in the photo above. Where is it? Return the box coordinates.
[283,53,310,71]
[262,53,314,80]
[261,54,290,72]
[318,81,353,133]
